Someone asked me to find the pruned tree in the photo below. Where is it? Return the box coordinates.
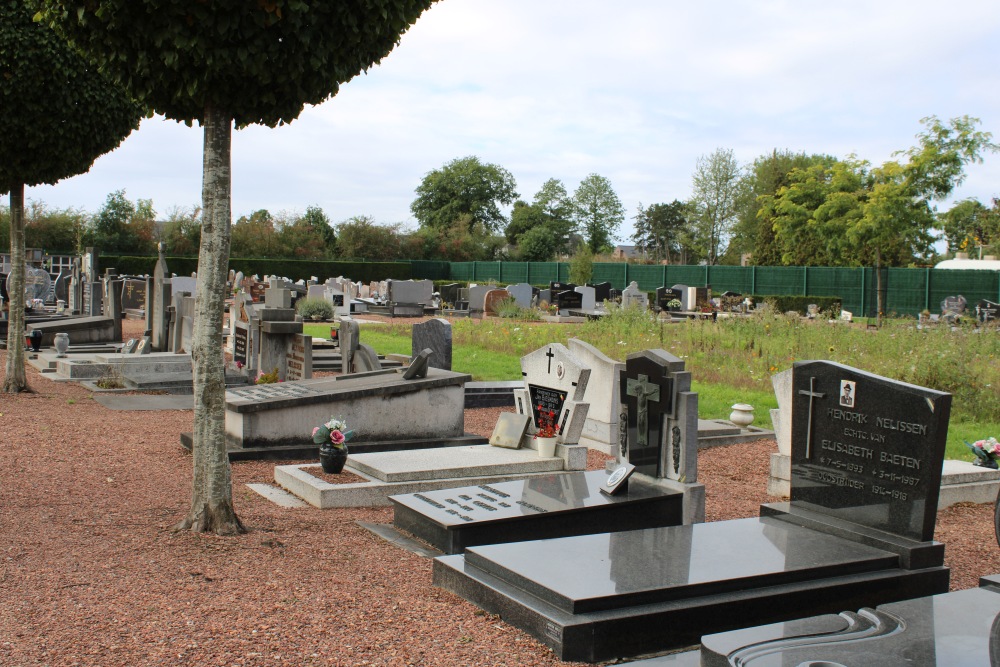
[37,0,438,534]
[631,200,691,264]
[1,0,141,393]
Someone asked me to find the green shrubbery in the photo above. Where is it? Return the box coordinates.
[296,297,334,321]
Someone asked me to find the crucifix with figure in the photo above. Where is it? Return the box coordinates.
[620,351,674,477]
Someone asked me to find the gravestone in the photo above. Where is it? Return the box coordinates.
[339,318,360,374]
[513,343,591,448]
[150,244,171,351]
[53,271,69,304]
[505,283,533,309]
[121,278,146,312]
[549,281,576,293]
[975,298,999,322]
[483,288,510,315]
[467,284,495,313]
[171,276,197,299]
[439,283,460,307]
[436,360,952,662]
[621,281,648,309]
[574,285,596,311]
[388,279,433,305]
[412,318,452,370]
[784,360,950,542]
[672,283,693,311]
[552,289,582,314]
[655,286,683,311]
[567,338,623,454]
[588,281,612,304]
[767,368,794,497]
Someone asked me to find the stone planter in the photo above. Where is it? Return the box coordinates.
[535,437,558,458]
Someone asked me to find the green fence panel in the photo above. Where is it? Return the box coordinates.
[408,260,450,281]
[590,263,626,288]
[665,265,709,287]
[750,266,804,297]
[925,269,999,313]
[624,264,665,291]
[707,266,753,293]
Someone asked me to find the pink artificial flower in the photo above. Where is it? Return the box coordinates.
[330,430,346,445]
[312,427,320,437]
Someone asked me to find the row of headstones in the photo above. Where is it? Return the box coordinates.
[228,283,311,381]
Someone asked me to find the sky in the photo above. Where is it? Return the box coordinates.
[10,0,1000,246]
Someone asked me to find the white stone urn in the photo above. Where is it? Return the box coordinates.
[729,403,755,428]
[53,332,70,358]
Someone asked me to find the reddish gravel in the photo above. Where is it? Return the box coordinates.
[0,320,997,666]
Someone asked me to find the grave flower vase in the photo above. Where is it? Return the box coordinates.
[536,437,558,458]
[319,444,348,474]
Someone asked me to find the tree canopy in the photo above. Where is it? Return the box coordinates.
[411,156,518,234]
[689,148,745,265]
[2,0,141,393]
[35,0,437,534]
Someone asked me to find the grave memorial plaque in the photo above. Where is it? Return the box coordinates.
[620,351,674,476]
[233,325,249,365]
[529,384,568,429]
[976,299,999,323]
[121,278,147,311]
[790,360,951,542]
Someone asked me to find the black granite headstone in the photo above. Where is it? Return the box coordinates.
[940,294,966,316]
[121,278,147,311]
[549,281,577,293]
[528,384,567,430]
[655,286,683,310]
[619,350,676,476]
[790,360,951,542]
[976,299,999,323]
[553,290,583,311]
[233,326,249,365]
[439,283,460,306]
[588,282,612,303]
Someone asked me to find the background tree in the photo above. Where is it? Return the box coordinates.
[939,198,999,255]
[568,243,594,285]
[335,215,405,261]
[230,209,277,258]
[160,206,202,255]
[87,190,157,254]
[23,201,89,254]
[689,148,746,265]
[278,205,336,258]
[572,173,624,254]
[38,0,437,534]
[516,225,559,262]
[411,156,517,235]
[1,0,141,393]
[631,200,691,264]
[731,150,836,265]
[411,215,506,261]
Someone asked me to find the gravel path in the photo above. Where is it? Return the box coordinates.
[0,320,996,666]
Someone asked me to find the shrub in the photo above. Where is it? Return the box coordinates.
[296,297,334,320]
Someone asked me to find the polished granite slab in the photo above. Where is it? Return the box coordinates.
[461,517,898,614]
[698,576,1000,666]
[433,517,950,662]
[391,470,683,554]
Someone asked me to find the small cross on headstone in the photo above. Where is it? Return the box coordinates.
[546,347,555,373]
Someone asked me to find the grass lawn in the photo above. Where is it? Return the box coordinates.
[303,311,999,462]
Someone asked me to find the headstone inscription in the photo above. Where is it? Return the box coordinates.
[655,286,683,311]
[121,278,146,312]
[412,318,452,370]
[788,360,951,541]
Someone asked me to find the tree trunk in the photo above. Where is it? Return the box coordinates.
[2,183,29,393]
[176,106,244,535]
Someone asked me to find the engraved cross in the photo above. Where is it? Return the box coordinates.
[797,376,826,459]
[546,347,555,373]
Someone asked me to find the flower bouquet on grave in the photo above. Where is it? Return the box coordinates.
[534,407,560,457]
[965,437,1000,469]
[313,416,356,474]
